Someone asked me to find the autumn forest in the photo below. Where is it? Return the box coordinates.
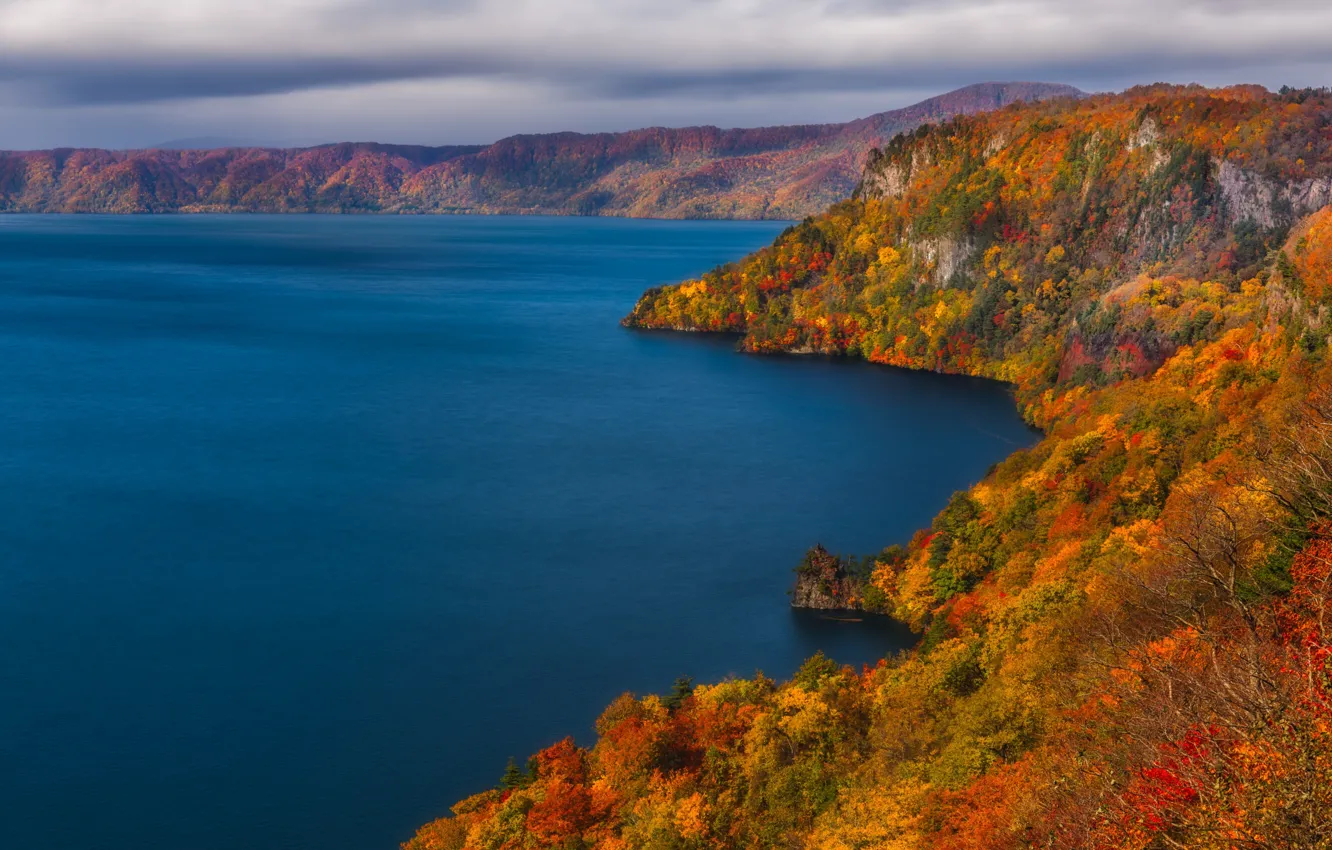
[408,85,1332,850]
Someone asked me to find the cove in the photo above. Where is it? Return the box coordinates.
[0,215,1039,850]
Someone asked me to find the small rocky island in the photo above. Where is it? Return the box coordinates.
[790,545,868,611]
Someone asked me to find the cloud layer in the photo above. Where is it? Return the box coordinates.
[2,0,1330,148]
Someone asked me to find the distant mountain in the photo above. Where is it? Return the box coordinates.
[0,83,1082,218]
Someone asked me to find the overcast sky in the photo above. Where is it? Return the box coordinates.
[1,0,1329,149]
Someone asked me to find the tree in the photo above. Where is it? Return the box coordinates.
[664,676,694,711]
[499,757,526,790]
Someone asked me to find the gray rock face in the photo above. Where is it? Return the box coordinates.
[1128,117,1160,151]
[1217,160,1332,229]
[916,234,977,287]
[862,161,909,199]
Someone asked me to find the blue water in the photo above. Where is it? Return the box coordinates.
[0,215,1037,850]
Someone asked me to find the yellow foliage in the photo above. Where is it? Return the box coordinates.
[774,687,839,743]
[806,781,925,850]
[673,792,709,840]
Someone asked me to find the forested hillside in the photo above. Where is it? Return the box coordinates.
[0,83,1076,218]
[409,84,1332,849]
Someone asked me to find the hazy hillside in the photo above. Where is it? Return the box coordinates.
[0,83,1080,218]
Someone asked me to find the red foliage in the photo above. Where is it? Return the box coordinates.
[534,738,586,783]
[525,777,607,844]
[1047,503,1087,540]
[1097,727,1217,841]
[945,591,987,631]
[1279,531,1332,712]
[925,759,1034,850]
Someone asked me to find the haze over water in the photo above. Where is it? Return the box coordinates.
[0,215,1037,850]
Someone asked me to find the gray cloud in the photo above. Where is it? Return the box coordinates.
[0,54,508,105]
[1,0,1329,148]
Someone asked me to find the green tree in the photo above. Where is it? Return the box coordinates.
[499,757,526,790]
[664,676,694,711]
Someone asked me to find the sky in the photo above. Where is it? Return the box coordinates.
[1,0,1330,149]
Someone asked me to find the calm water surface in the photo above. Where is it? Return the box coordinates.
[0,215,1037,850]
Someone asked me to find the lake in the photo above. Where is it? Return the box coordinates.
[0,215,1037,850]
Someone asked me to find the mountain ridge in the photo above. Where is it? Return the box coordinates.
[0,83,1081,218]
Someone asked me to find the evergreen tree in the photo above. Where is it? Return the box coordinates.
[664,675,694,711]
[499,757,524,790]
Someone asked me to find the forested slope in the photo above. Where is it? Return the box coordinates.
[0,83,1077,218]
[408,84,1332,850]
